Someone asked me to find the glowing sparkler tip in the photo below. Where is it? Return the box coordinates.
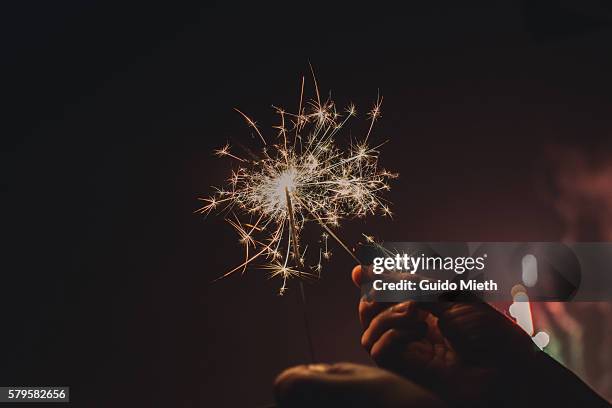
[202,75,395,292]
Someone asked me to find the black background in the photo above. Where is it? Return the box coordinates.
[3,1,612,406]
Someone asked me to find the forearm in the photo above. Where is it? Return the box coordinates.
[512,351,609,407]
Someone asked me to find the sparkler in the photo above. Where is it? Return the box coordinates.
[198,71,396,295]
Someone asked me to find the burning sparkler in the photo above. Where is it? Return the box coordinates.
[198,71,396,295]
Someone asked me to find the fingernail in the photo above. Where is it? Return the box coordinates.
[392,302,412,313]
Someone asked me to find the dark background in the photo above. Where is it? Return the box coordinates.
[2,1,612,406]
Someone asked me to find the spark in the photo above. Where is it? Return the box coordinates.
[363,234,375,244]
[365,94,383,142]
[234,108,266,145]
[200,73,396,294]
[214,143,245,162]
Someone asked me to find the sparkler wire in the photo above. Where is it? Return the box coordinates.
[285,187,316,362]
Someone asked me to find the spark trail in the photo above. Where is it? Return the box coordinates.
[198,72,396,294]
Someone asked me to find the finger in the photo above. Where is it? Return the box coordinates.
[352,264,376,287]
[360,269,423,303]
[274,365,329,408]
[357,271,423,329]
[274,363,366,408]
[351,265,362,287]
[369,327,428,366]
[358,298,394,329]
[418,300,533,362]
[361,301,426,352]
[275,363,358,389]
[274,363,446,408]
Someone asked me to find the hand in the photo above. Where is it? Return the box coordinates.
[274,362,446,408]
[353,265,540,406]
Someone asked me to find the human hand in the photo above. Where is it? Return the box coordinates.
[274,362,446,408]
[353,265,540,406]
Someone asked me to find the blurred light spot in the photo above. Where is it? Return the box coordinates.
[509,291,534,336]
[532,331,550,350]
[522,254,538,287]
[511,284,527,298]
